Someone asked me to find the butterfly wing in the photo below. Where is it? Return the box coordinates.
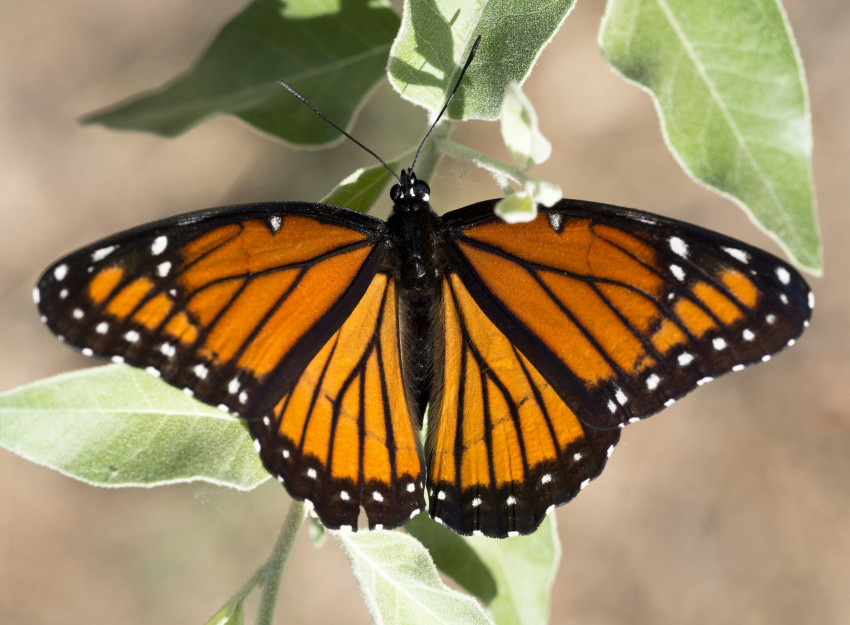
[36,202,425,529]
[429,198,812,536]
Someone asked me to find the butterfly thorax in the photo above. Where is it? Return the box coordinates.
[386,170,442,423]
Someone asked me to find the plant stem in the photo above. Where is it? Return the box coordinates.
[432,137,526,189]
[255,500,308,625]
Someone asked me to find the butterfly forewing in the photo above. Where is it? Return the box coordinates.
[35,202,386,423]
[442,199,813,431]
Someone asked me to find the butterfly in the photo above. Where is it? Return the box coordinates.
[33,38,812,537]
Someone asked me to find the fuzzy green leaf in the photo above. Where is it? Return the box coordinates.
[407,514,560,625]
[336,528,494,625]
[205,600,244,625]
[500,82,552,170]
[84,0,399,145]
[0,366,269,489]
[321,157,406,213]
[600,0,821,273]
[388,0,575,120]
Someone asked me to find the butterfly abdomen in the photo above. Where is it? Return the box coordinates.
[386,201,443,423]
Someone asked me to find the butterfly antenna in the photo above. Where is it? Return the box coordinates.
[409,35,482,173]
[277,79,402,183]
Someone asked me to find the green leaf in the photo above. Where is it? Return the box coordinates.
[600,0,821,273]
[336,528,494,625]
[0,365,268,490]
[321,157,407,213]
[407,514,560,625]
[388,0,575,120]
[85,0,399,145]
[494,191,536,224]
[308,516,328,548]
[500,82,552,170]
[205,600,244,625]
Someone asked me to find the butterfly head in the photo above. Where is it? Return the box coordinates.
[390,169,430,207]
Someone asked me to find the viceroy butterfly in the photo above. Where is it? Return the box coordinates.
[34,40,812,538]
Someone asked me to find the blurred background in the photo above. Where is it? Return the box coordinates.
[1,1,848,623]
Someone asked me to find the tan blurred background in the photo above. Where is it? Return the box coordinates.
[1,1,848,623]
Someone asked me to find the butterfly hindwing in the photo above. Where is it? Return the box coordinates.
[442,199,813,430]
[35,201,386,428]
[251,273,426,530]
[428,273,620,537]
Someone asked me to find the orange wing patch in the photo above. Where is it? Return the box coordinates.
[37,208,383,430]
[448,204,810,431]
[428,274,620,537]
[253,275,425,531]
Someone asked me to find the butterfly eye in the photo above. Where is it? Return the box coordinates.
[413,180,430,200]
[389,184,401,202]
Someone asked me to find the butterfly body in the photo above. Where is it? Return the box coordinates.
[36,185,812,537]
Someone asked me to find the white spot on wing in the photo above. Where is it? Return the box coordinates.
[373,491,383,502]
[776,266,791,285]
[580,478,590,490]
[766,314,777,325]
[712,337,727,351]
[507,531,519,537]
[506,496,516,505]
[664,398,676,407]
[669,236,689,258]
[742,328,755,341]
[541,474,552,484]
[160,342,176,357]
[678,352,694,366]
[732,364,745,372]
[722,247,749,263]
[91,245,116,262]
[808,291,815,309]
[615,388,628,405]
[81,348,93,357]
[282,449,290,459]
[787,338,796,347]
[182,387,194,396]
[228,378,240,394]
[262,416,270,427]
[646,373,661,390]
[124,330,140,343]
[193,364,208,379]
[32,287,40,304]
[472,497,482,507]
[548,213,563,232]
[307,468,317,479]
[340,490,350,501]
[239,391,248,404]
[150,236,168,256]
[145,366,160,378]
[253,439,261,452]
[156,261,171,277]
[437,491,446,500]
[779,293,789,305]
[697,376,714,386]
[269,216,282,232]
[54,264,68,281]
[111,355,124,364]
[670,264,686,281]
[59,289,68,300]
[573,452,582,461]
[73,308,84,320]
[406,482,415,493]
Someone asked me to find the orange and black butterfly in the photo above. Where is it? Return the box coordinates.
[33,39,812,537]
[34,178,812,537]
